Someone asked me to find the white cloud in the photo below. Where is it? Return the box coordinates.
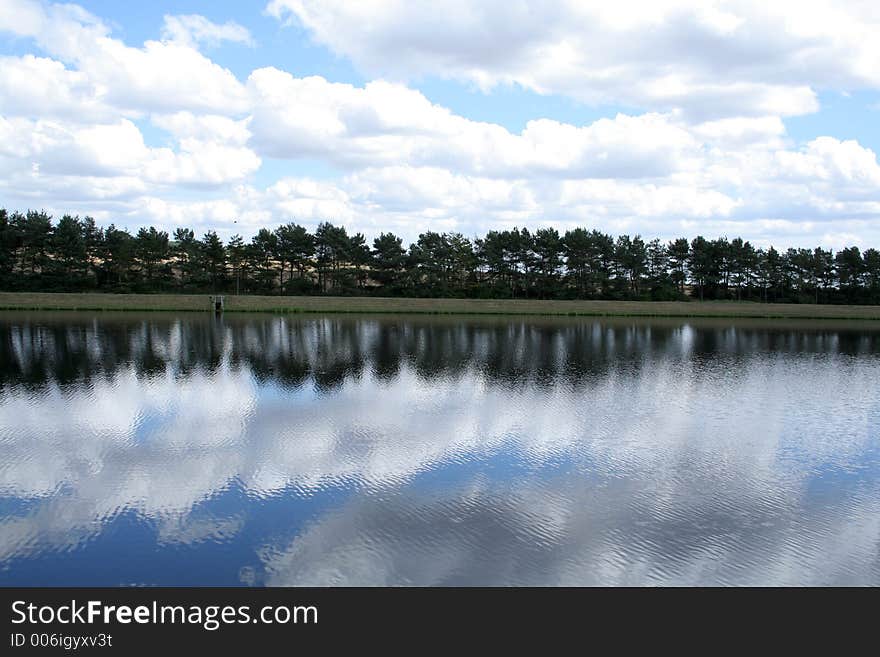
[160,14,254,49]
[1,1,880,247]
[0,54,113,122]
[691,116,787,149]
[137,197,252,229]
[0,0,46,35]
[150,112,252,145]
[75,38,249,115]
[0,116,260,197]
[0,118,150,178]
[247,68,701,178]
[144,140,261,186]
[266,0,880,119]
[0,1,249,115]
[774,137,880,188]
[264,178,355,222]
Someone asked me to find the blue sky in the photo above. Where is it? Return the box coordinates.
[2,0,880,248]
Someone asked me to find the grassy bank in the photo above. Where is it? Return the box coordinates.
[2,291,880,320]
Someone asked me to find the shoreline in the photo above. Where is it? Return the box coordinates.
[2,292,880,321]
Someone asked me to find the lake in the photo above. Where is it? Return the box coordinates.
[1,311,879,586]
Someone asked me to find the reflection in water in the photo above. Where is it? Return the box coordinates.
[0,312,879,586]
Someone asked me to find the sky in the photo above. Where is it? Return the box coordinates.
[2,0,880,248]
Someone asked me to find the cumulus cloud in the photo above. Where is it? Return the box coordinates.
[0,54,114,123]
[0,116,260,189]
[160,14,254,49]
[266,0,880,120]
[247,68,702,178]
[0,1,249,115]
[1,0,880,247]
[150,112,253,145]
[774,137,880,189]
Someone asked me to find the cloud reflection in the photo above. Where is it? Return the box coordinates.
[0,314,878,584]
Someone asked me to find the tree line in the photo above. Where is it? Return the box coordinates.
[2,207,880,304]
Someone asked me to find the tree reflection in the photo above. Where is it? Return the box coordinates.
[1,313,878,393]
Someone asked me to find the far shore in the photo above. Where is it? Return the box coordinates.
[2,292,880,320]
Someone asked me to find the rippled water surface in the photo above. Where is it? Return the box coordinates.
[1,311,880,586]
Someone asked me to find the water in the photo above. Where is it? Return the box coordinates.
[1,311,879,586]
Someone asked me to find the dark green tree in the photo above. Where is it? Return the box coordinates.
[530,228,563,299]
[250,228,278,293]
[172,228,201,290]
[227,234,247,294]
[201,231,226,292]
[667,238,689,295]
[0,209,21,288]
[96,225,135,290]
[688,236,718,301]
[836,246,864,303]
[314,222,351,293]
[614,235,648,298]
[135,227,171,290]
[17,210,53,279]
[371,232,407,294]
[51,215,88,288]
[275,223,315,294]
